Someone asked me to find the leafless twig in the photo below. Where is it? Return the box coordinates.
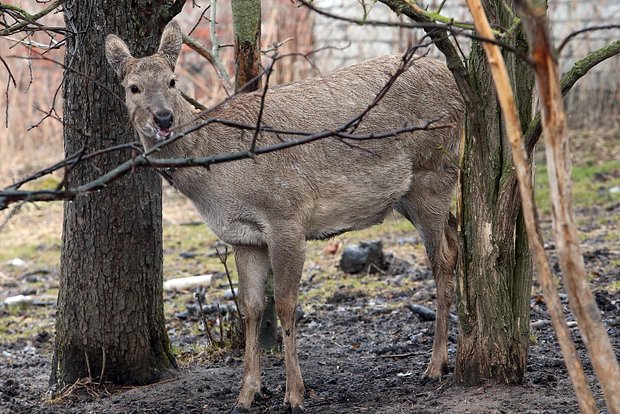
[557,24,620,54]
[249,51,277,155]
[0,0,65,37]
[216,244,243,330]
[194,289,216,345]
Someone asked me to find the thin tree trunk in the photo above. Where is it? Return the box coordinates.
[464,1,599,411]
[230,0,278,350]
[51,0,181,389]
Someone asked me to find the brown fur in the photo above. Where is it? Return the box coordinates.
[106,20,463,412]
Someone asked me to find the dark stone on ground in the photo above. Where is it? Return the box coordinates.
[339,241,386,274]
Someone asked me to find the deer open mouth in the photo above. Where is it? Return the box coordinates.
[156,127,172,139]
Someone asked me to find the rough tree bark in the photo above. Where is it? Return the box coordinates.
[232,0,262,92]
[50,0,183,389]
[455,2,534,383]
[230,0,278,350]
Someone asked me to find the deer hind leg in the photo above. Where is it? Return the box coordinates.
[269,232,306,412]
[232,245,270,412]
[397,188,458,381]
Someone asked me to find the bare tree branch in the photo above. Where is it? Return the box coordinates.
[524,39,620,154]
[188,3,210,36]
[1,53,16,127]
[179,90,207,111]
[0,0,65,37]
[249,52,276,155]
[182,33,234,95]
[557,24,620,54]
[1,28,452,213]
[0,119,448,209]
[9,52,124,104]
[375,0,474,106]
[514,1,620,413]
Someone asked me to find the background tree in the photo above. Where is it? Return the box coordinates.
[232,0,262,92]
[50,0,184,389]
[230,0,279,350]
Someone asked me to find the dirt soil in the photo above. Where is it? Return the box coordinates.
[1,128,619,414]
[1,215,619,414]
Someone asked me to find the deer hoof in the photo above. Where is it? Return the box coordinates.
[278,403,304,414]
[421,373,442,385]
[229,406,250,414]
[421,361,446,384]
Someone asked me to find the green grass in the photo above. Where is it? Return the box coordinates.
[0,241,59,262]
[162,222,236,280]
[300,216,426,307]
[0,238,61,277]
[337,214,415,241]
[605,281,620,293]
[535,160,620,216]
[0,307,55,344]
[20,175,62,191]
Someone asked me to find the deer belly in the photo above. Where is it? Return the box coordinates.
[305,198,392,240]
[192,202,267,247]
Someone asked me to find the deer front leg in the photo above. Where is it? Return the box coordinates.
[231,245,270,413]
[270,233,306,413]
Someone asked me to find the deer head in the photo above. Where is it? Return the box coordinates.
[105,20,184,142]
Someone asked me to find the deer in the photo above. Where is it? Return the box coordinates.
[106,20,463,414]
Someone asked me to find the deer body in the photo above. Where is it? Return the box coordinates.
[106,21,463,413]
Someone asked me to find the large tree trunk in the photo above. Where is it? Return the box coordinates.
[455,0,534,384]
[50,0,181,389]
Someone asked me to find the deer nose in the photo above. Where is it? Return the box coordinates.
[153,111,174,129]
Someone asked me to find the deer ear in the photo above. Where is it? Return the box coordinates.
[158,20,182,70]
[105,34,133,79]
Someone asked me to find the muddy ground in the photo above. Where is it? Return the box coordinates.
[2,213,619,414]
[0,127,619,414]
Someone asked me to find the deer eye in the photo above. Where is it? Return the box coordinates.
[129,85,140,94]
[169,79,176,88]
